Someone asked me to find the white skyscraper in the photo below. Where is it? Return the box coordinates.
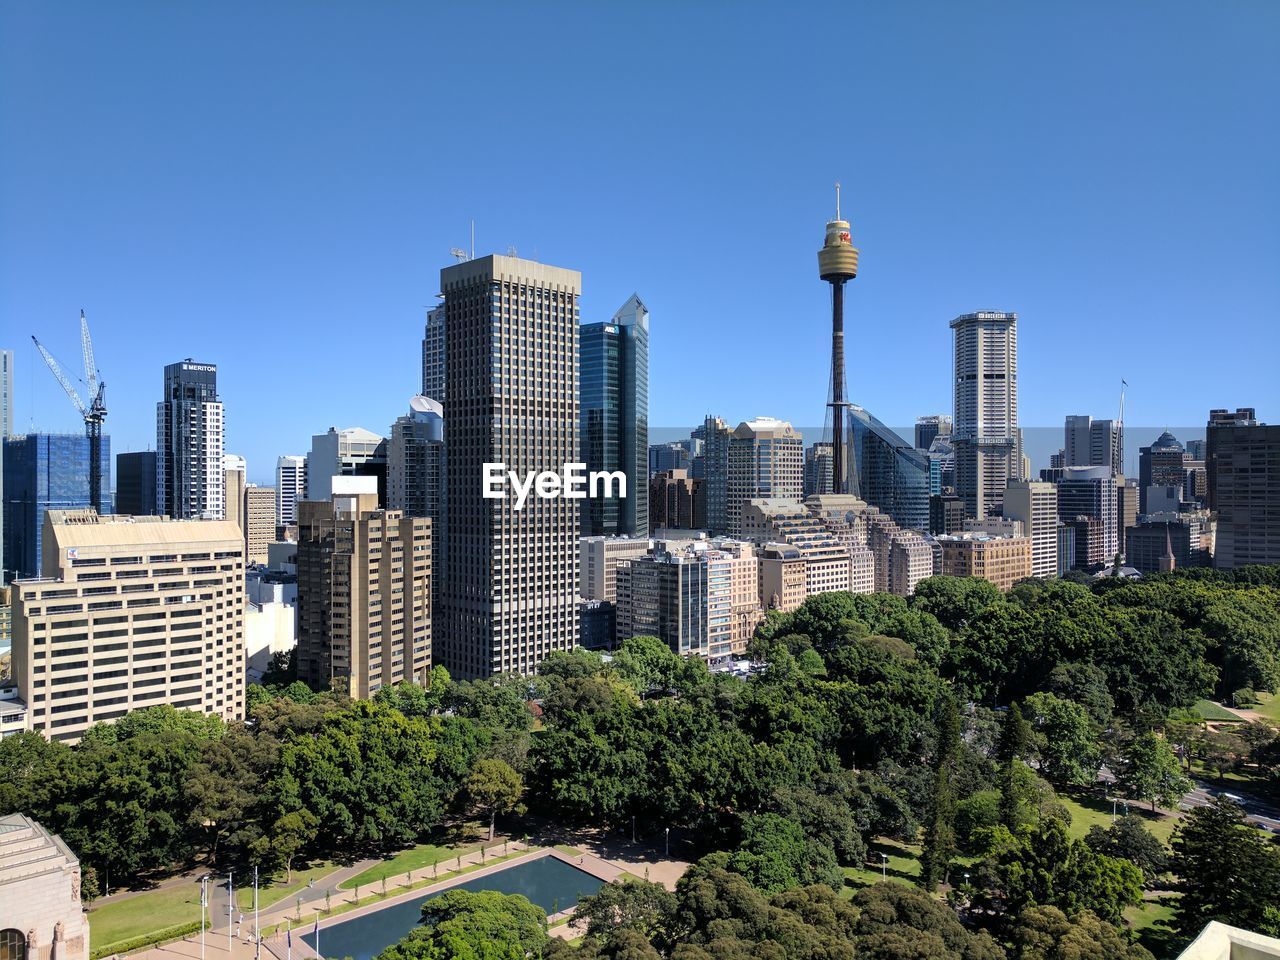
[156,360,225,520]
[276,455,306,525]
[951,312,1022,519]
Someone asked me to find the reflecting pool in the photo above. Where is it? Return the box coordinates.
[302,854,605,960]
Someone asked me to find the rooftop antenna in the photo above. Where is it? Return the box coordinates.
[835,181,841,220]
[450,248,468,262]
[471,219,475,260]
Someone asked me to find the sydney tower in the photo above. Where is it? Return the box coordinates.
[817,187,859,494]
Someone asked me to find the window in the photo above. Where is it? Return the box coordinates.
[0,930,26,960]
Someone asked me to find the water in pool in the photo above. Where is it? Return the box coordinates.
[302,855,605,960]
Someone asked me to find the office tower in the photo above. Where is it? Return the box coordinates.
[224,454,246,532]
[927,435,956,496]
[616,540,759,660]
[817,198,859,494]
[388,396,444,521]
[649,442,692,475]
[935,532,1033,591]
[580,535,652,601]
[3,434,111,581]
[156,360,224,520]
[296,478,431,697]
[115,451,158,517]
[306,427,387,504]
[649,469,704,532]
[1055,525,1076,576]
[421,304,446,401]
[1127,515,1212,575]
[804,442,834,497]
[0,350,9,587]
[580,294,650,537]
[700,416,732,534]
[726,417,804,536]
[1185,438,1207,461]
[1138,431,1187,514]
[1057,465,1119,567]
[951,311,1021,519]
[1117,479,1139,554]
[10,509,244,743]
[439,255,579,679]
[849,404,930,531]
[1003,479,1060,579]
[1207,407,1280,569]
[276,455,307,526]
[914,415,952,451]
[1064,415,1122,475]
[929,493,965,536]
[244,486,276,566]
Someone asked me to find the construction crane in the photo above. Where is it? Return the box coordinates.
[32,310,108,512]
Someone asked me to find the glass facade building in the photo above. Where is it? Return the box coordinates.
[849,405,930,531]
[3,433,111,581]
[579,294,649,537]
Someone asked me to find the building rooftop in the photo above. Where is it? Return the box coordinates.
[1177,921,1280,959]
[0,813,80,889]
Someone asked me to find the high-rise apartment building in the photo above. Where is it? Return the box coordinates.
[296,479,431,697]
[1057,465,1119,567]
[421,304,446,401]
[849,404,930,531]
[306,427,387,504]
[1064,415,1122,475]
[1206,408,1280,569]
[935,532,1033,591]
[10,509,245,743]
[951,311,1021,519]
[914,415,952,451]
[438,255,580,679]
[244,486,276,566]
[224,454,246,532]
[276,455,307,526]
[388,397,444,521]
[156,360,224,520]
[115,451,158,517]
[580,295,649,537]
[727,417,803,536]
[1003,479,1060,579]
[3,434,111,582]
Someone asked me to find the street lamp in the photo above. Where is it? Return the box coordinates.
[632,815,636,844]
[880,853,888,882]
[664,827,670,857]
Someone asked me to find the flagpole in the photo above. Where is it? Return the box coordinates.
[200,876,207,960]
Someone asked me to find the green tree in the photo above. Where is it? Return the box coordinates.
[376,890,548,960]
[1170,796,1280,937]
[1117,732,1191,812]
[919,694,960,891]
[727,813,841,893]
[1010,906,1154,959]
[998,703,1032,828]
[1085,815,1168,883]
[252,809,318,882]
[574,878,675,948]
[1023,692,1100,787]
[465,758,525,841]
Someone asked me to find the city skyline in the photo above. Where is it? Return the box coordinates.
[2,2,1277,481]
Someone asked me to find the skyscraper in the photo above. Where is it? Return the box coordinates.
[305,427,387,504]
[224,453,246,532]
[156,360,225,520]
[421,304,445,402]
[1206,407,1280,569]
[849,404,930,531]
[951,311,1021,519]
[700,416,732,535]
[1056,465,1119,567]
[804,442,834,497]
[387,397,444,562]
[276,455,306,526]
[3,433,111,581]
[1137,431,1187,514]
[914,415,952,451]
[438,255,580,679]
[1003,479,1060,579]
[727,417,804,536]
[1064,415,1122,475]
[115,451,157,516]
[244,486,277,566]
[580,294,649,537]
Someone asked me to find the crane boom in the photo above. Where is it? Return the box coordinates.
[32,335,89,418]
[80,309,98,401]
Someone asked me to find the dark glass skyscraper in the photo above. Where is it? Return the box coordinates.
[849,405,930,531]
[116,451,158,516]
[3,433,111,580]
[579,294,649,537]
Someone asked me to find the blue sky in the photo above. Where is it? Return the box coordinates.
[2,2,1277,484]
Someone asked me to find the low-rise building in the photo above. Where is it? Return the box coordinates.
[935,532,1033,591]
[0,814,89,960]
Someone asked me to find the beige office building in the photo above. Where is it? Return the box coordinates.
[935,532,1033,591]
[1003,479,1059,579]
[224,454,246,530]
[727,418,803,536]
[11,511,245,743]
[244,486,277,566]
[580,536,652,602]
[296,479,430,699]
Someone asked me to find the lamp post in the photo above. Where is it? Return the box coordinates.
[228,871,234,957]
[199,876,208,960]
[664,828,670,858]
[880,853,888,882]
[631,815,636,844]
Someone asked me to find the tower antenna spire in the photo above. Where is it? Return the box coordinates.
[835,181,841,220]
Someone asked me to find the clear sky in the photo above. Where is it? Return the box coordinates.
[2,1,1277,484]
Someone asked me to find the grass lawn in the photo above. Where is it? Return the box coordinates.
[1059,793,1179,846]
[1128,895,1183,960]
[88,882,204,952]
[340,840,488,890]
[236,859,339,910]
[843,839,921,892]
[1194,698,1243,722]
[1255,691,1280,724]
